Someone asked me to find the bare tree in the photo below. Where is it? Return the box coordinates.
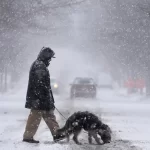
[0,0,87,92]
[77,0,150,93]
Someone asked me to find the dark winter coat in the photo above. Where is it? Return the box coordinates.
[25,48,55,111]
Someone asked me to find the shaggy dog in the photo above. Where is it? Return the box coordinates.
[57,111,111,145]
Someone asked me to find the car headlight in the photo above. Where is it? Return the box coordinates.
[54,84,58,88]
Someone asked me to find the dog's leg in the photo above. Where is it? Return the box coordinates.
[92,132,101,145]
[66,131,70,142]
[88,131,93,144]
[73,130,82,145]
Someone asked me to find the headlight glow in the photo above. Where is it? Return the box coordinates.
[54,84,58,88]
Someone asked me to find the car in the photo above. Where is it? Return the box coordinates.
[50,77,60,94]
[70,77,97,99]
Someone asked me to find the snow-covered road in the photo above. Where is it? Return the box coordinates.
[0,89,150,150]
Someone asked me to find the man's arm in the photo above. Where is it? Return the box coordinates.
[50,88,55,103]
[34,63,51,101]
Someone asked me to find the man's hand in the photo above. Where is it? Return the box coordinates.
[50,102,55,110]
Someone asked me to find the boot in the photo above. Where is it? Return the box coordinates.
[23,139,39,143]
[53,134,66,142]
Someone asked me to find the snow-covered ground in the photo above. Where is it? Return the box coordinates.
[0,88,150,150]
[97,90,150,150]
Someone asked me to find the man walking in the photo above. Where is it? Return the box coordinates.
[23,47,64,143]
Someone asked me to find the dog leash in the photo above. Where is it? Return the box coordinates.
[55,107,67,120]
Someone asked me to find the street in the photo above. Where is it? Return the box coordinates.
[0,88,150,150]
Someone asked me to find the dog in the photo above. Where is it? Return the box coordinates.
[57,111,111,145]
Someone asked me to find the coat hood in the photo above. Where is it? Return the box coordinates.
[37,47,55,61]
[37,47,55,66]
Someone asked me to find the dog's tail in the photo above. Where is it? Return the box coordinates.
[57,125,67,133]
[57,120,70,134]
